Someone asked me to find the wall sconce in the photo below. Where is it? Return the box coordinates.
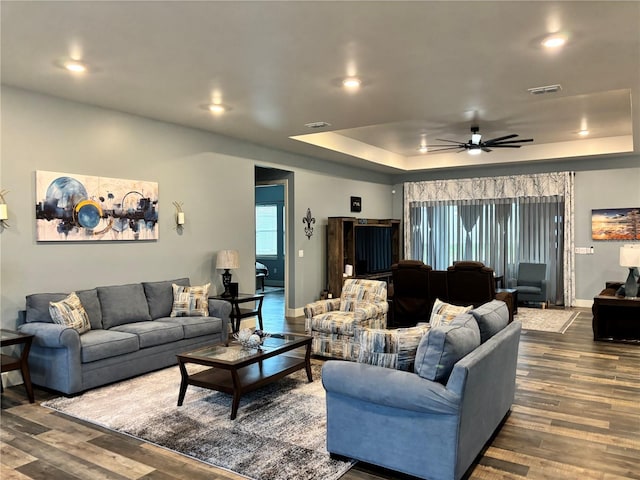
[172,201,185,228]
[0,189,9,228]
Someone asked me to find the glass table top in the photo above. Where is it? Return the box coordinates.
[181,333,308,364]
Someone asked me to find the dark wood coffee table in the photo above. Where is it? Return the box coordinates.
[176,333,312,419]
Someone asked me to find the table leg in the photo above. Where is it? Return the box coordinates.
[230,370,242,420]
[304,343,313,382]
[256,296,264,331]
[177,360,189,406]
[20,338,34,403]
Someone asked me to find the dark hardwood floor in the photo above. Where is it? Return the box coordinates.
[2,296,639,480]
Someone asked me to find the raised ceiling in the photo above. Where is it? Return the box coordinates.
[2,1,638,174]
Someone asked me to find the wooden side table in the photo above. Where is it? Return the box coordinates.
[1,329,35,403]
[211,293,265,333]
[592,294,640,344]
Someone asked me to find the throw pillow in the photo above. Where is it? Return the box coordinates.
[430,298,472,327]
[170,283,210,317]
[358,324,431,371]
[471,300,509,343]
[414,313,481,384]
[48,292,92,334]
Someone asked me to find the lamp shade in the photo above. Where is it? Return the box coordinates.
[216,249,239,270]
[619,245,640,267]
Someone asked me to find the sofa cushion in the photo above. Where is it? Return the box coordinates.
[357,324,431,371]
[471,300,509,343]
[110,321,184,348]
[157,316,223,339]
[414,313,481,384]
[429,298,472,327]
[98,283,152,329]
[26,292,68,323]
[49,292,92,334]
[76,288,103,330]
[143,278,191,319]
[80,329,140,363]
[170,283,210,317]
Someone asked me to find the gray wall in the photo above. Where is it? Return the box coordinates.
[0,87,393,327]
[574,168,640,302]
[1,86,637,328]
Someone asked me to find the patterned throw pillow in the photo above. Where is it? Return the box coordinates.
[49,292,91,334]
[357,324,431,371]
[170,283,210,317]
[430,298,472,327]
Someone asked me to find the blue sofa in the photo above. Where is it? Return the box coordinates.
[17,278,231,395]
[322,300,521,480]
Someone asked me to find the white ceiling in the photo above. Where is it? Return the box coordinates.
[2,1,638,174]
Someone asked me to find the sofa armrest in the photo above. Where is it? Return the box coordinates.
[18,322,80,349]
[208,298,232,340]
[304,299,341,318]
[322,361,460,415]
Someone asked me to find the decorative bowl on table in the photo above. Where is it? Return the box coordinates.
[233,328,271,350]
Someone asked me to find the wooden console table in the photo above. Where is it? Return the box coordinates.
[592,294,640,344]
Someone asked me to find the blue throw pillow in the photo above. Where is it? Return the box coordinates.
[471,300,509,343]
[414,313,481,384]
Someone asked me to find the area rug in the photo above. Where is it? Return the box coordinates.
[42,363,353,480]
[516,307,579,333]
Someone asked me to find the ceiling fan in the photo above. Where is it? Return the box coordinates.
[427,126,533,154]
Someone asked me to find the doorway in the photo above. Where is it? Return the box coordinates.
[255,166,293,328]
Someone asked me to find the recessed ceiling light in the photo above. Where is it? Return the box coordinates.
[417,145,428,154]
[204,103,231,115]
[342,77,362,89]
[578,129,589,136]
[542,34,567,49]
[57,59,89,73]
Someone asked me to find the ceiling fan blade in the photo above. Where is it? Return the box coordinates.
[484,134,519,144]
[425,146,464,152]
[489,145,522,148]
[482,147,492,152]
[488,138,534,145]
[435,138,465,144]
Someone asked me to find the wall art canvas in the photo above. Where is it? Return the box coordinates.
[36,171,159,241]
[591,208,640,241]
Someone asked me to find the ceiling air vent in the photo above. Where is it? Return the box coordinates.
[304,121,331,129]
[527,84,562,95]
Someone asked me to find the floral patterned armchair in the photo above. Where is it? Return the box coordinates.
[304,279,388,360]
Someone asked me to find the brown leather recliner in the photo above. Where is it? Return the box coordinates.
[446,261,497,306]
[390,260,433,327]
[446,261,513,321]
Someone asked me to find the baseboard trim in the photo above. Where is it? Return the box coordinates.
[288,307,304,318]
[574,298,594,308]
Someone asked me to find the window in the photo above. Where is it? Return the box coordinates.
[256,205,278,256]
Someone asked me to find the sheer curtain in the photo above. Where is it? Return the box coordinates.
[404,172,575,306]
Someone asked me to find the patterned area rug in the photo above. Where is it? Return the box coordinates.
[42,363,352,480]
[516,307,579,333]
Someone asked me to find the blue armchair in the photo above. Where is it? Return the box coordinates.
[515,262,547,306]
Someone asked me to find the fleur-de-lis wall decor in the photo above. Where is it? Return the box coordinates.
[303,208,315,239]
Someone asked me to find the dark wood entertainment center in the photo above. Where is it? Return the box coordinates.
[327,217,401,298]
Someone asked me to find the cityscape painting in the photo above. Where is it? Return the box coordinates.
[591,208,640,241]
[35,171,159,241]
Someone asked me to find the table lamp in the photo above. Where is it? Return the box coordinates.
[216,249,239,297]
[619,245,640,298]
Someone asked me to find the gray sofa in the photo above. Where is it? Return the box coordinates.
[322,300,521,480]
[17,277,231,395]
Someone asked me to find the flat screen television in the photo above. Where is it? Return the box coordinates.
[354,225,393,275]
